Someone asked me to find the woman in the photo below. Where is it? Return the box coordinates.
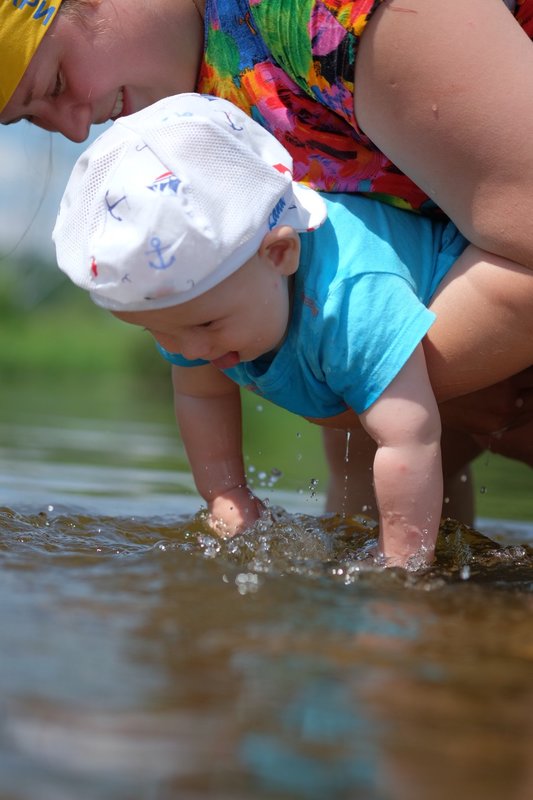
[1,0,531,522]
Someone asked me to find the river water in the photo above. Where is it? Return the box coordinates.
[0,381,532,800]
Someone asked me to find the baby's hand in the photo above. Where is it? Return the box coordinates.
[208,486,264,537]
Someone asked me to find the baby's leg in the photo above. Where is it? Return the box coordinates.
[425,244,533,400]
[323,426,479,526]
[323,426,376,518]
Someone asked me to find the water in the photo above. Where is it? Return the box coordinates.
[0,395,532,800]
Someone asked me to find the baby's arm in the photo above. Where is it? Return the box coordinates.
[171,364,264,535]
[359,345,443,567]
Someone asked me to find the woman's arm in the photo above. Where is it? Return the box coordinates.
[172,364,264,534]
[356,0,533,267]
[359,345,443,567]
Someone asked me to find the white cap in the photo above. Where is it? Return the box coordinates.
[53,93,327,311]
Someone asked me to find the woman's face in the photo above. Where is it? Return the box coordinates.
[0,0,204,142]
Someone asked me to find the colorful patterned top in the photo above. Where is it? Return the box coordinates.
[198,0,532,215]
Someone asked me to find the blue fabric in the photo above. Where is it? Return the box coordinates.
[159,193,468,417]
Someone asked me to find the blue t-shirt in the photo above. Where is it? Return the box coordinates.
[159,193,468,417]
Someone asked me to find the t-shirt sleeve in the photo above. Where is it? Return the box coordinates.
[321,273,435,414]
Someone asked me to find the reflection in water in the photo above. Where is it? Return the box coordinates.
[0,506,532,800]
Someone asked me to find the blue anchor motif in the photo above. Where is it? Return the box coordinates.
[105,190,127,221]
[146,236,175,270]
[223,112,244,132]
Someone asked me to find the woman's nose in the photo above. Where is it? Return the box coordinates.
[35,98,92,143]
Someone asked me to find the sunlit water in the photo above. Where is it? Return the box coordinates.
[0,414,532,800]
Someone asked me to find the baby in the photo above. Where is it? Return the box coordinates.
[53,93,472,568]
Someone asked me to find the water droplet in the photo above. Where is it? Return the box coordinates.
[235,572,260,595]
[344,430,351,462]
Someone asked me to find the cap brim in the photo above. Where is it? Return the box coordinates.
[280,182,328,232]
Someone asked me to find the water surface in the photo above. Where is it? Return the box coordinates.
[0,384,532,800]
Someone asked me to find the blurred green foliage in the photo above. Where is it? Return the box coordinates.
[0,257,164,377]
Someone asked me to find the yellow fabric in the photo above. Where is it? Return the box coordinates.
[0,0,63,112]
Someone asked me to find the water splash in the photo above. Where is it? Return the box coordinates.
[342,429,351,517]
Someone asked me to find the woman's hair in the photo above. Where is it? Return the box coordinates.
[61,0,114,35]
[60,0,97,23]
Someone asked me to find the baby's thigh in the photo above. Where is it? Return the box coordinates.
[425,244,533,401]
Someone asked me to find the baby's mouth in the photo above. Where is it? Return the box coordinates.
[210,352,240,370]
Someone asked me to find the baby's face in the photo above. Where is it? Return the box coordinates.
[114,250,293,369]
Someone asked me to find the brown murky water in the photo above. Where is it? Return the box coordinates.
[0,396,532,800]
[0,503,532,800]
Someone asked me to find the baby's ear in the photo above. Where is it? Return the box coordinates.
[259,226,300,275]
